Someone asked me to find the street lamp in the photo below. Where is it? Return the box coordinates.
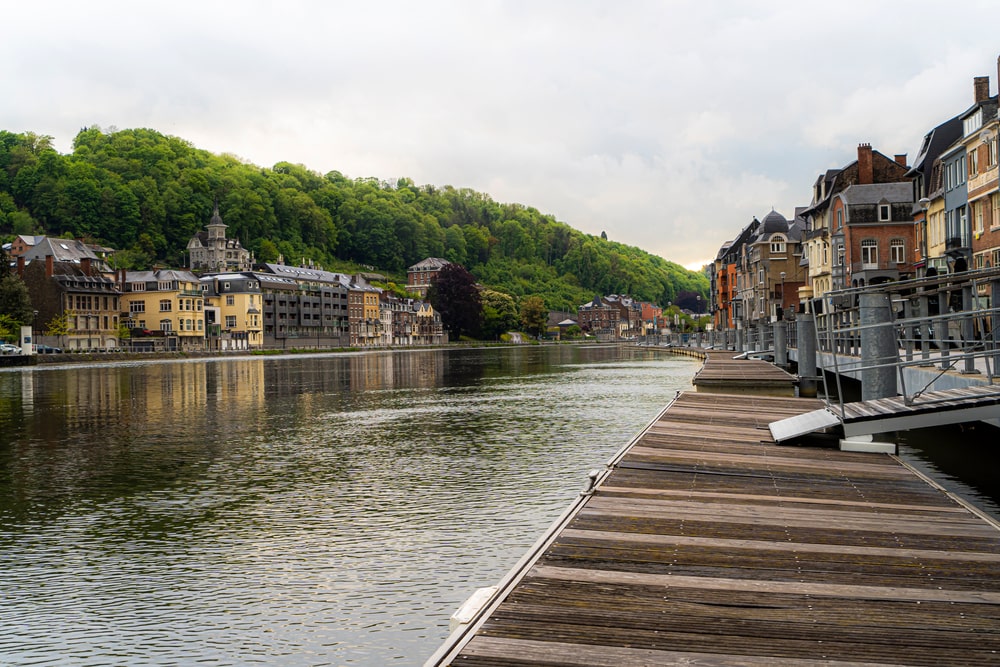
[918,198,931,276]
[779,271,786,320]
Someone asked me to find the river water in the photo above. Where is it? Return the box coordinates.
[0,345,699,666]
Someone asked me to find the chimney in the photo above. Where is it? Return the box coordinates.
[894,154,907,167]
[16,256,24,277]
[974,76,990,104]
[858,143,874,185]
[45,255,53,278]
[81,257,92,275]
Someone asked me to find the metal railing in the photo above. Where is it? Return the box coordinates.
[809,267,1000,415]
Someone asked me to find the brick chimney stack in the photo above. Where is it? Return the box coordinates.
[858,143,874,185]
[974,76,990,103]
[16,256,24,277]
[81,257,92,275]
[45,255,54,277]
[894,154,907,167]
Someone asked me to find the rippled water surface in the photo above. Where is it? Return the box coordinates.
[0,345,698,665]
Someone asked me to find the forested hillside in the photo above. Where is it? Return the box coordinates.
[0,127,707,311]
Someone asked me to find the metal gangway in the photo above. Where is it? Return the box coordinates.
[770,267,1000,449]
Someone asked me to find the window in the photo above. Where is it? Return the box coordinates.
[836,210,844,228]
[993,193,1000,230]
[989,138,998,168]
[160,319,172,332]
[969,147,979,177]
[975,200,985,234]
[159,299,172,312]
[861,239,878,268]
[890,239,905,263]
[770,236,786,253]
[878,204,891,221]
[226,295,235,306]
[964,109,983,136]
[758,268,764,285]
[129,302,146,314]
[131,283,146,292]
[157,281,172,291]
[837,243,845,266]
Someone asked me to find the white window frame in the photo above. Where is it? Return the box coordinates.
[890,239,905,264]
[878,204,891,221]
[861,239,878,269]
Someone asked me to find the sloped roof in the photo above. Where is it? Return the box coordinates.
[837,182,913,206]
[22,237,99,263]
[260,262,352,288]
[125,269,200,283]
[409,257,450,271]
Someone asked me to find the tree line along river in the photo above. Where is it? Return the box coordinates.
[0,345,996,665]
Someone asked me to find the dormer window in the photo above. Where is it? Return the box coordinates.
[878,204,891,221]
[769,236,786,254]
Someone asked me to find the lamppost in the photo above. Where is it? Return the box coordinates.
[918,197,930,277]
[779,271,786,320]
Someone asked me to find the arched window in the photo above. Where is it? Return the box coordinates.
[770,235,787,254]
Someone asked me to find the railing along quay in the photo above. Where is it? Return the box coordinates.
[707,268,1000,415]
[426,351,1000,666]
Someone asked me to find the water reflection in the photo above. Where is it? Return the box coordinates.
[0,346,696,665]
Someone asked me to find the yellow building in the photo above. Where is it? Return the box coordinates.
[200,273,263,350]
[348,278,382,347]
[120,269,205,351]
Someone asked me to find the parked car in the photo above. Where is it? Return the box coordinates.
[0,343,22,355]
[36,344,62,354]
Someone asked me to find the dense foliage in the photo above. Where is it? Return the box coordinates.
[0,127,708,312]
[427,263,483,339]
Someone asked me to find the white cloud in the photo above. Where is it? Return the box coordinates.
[4,1,1000,268]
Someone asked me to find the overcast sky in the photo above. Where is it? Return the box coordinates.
[5,1,1000,269]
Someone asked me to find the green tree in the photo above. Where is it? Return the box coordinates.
[0,314,20,343]
[256,238,280,264]
[0,274,34,326]
[427,263,482,340]
[44,310,73,337]
[520,295,548,338]
[480,289,518,340]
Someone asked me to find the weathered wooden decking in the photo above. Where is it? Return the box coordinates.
[692,350,798,396]
[428,355,1000,666]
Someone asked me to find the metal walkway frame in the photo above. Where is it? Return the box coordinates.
[770,384,1000,442]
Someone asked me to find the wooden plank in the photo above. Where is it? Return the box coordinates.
[595,486,967,513]
[460,637,910,667]
[529,565,1000,605]
[556,529,1000,563]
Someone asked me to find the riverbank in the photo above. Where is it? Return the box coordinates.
[0,339,578,369]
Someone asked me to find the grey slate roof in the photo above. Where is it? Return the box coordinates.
[837,182,913,206]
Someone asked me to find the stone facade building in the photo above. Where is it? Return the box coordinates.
[186,203,252,273]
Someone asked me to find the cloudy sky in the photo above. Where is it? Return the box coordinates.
[5,2,1000,269]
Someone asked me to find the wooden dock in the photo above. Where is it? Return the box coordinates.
[427,354,1000,666]
[692,350,798,396]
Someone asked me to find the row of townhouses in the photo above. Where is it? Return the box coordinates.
[712,60,1000,332]
[7,207,448,352]
[575,294,664,340]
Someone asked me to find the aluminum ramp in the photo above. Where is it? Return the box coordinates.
[770,385,1000,443]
